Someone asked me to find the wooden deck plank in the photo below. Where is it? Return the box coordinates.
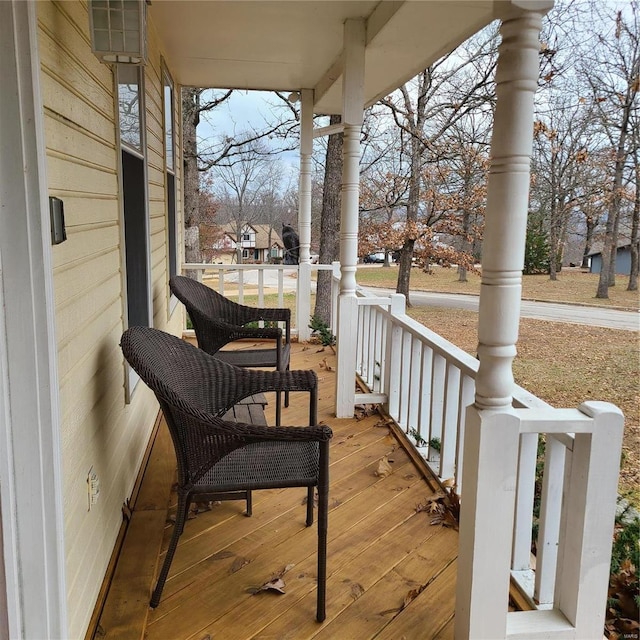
[95,344,461,640]
[134,421,175,511]
[183,482,436,640]
[372,561,458,640]
[252,502,448,640]
[95,510,166,640]
[147,458,425,637]
[308,527,457,640]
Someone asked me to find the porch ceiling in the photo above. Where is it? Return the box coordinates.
[149,0,507,114]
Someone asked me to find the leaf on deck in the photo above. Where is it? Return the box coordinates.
[354,404,379,420]
[402,584,426,609]
[415,487,461,530]
[375,455,394,478]
[319,357,335,372]
[247,564,295,595]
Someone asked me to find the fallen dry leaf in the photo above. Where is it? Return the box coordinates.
[375,455,393,478]
[247,577,286,595]
[319,357,335,372]
[402,585,426,609]
[247,564,295,595]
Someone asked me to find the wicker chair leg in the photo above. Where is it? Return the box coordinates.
[316,441,330,623]
[284,390,290,408]
[245,490,253,517]
[275,391,282,426]
[306,486,314,526]
[150,491,189,608]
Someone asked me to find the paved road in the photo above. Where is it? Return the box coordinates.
[221,269,639,331]
[366,288,640,332]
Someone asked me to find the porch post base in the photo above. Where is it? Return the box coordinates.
[455,405,520,639]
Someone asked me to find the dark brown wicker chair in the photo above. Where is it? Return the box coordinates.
[120,326,332,621]
[170,275,291,425]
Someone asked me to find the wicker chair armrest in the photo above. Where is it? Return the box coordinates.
[227,368,317,408]
[237,303,290,325]
[231,420,333,442]
[227,325,282,341]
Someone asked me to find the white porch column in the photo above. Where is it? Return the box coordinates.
[0,1,68,637]
[455,4,552,639]
[335,18,365,417]
[297,89,314,341]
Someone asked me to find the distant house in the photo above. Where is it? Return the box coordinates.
[587,241,634,275]
[214,224,284,263]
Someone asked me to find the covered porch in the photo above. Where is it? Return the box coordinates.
[94,343,469,639]
[0,0,625,638]
[130,0,624,633]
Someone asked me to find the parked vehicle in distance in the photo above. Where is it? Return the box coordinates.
[363,252,385,263]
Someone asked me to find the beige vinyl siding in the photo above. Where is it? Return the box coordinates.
[146,26,175,327]
[37,2,183,637]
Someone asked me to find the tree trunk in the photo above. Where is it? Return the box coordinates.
[628,164,639,291]
[458,207,471,282]
[597,80,633,297]
[396,129,421,305]
[581,215,597,269]
[313,115,343,325]
[182,88,202,274]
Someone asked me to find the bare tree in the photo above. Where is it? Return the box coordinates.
[579,4,640,297]
[379,25,498,304]
[628,124,639,291]
[182,88,298,266]
[213,145,282,263]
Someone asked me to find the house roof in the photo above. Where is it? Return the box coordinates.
[148,1,524,115]
[222,224,284,249]
[586,239,633,257]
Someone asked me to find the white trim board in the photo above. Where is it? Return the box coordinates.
[0,1,68,637]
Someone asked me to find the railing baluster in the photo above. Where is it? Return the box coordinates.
[512,432,538,573]
[399,329,412,430]
[440,364,460,481]
[278,268,284,307]
[430,353,446,459]
[407,337,422,433]
[534,434,566,605]
[419,346,434,445]
[258,269,264,307]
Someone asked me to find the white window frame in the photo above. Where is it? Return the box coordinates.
[116,64,152,399]
[162,64,179,316]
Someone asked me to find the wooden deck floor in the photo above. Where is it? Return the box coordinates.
[94,343,459,640]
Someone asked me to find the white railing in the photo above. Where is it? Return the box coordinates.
[351,285,623,638]
[180,265,622,637]
[181,262,337,340]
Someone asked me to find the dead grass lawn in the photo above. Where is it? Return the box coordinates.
[357,265,640,310]
[411,306,640,504]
